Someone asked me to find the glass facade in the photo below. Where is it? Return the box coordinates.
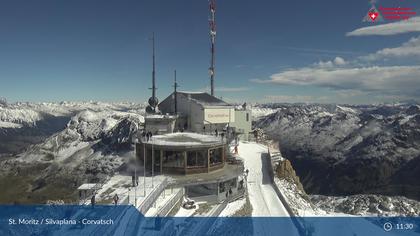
[186,150,207,168]
[209,147,223,166]
[162,151,184,168]
[141,143,225,174]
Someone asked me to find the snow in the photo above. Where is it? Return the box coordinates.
[95,174,167,208]
[147,132,222,146]
[399,114,416,125]
[250,107,278,120]
[274,177,327,216]
[238,142,289,216]
[316,111,334,117]
[0,121,23,128]
[337,105,357,114]
[175,205,197,217]
[77,183,98,190]
[145,114,177,119]
[145,187,183,217]
[0,101,145,130]
[219,198,246,216]
[0,106,42,127]
[55,141,91,162]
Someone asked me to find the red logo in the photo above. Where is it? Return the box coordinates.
[369,11,379,21]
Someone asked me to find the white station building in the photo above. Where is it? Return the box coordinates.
[153,91,252,140]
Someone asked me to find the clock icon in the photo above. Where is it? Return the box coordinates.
[383,222,393,232]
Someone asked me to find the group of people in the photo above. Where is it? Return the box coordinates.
[132,174,139,187]
[202,127,228,141]
[91,193,120,206]
[141,130,154,142]
[225,187,233,198]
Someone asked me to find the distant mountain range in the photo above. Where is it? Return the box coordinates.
[0,102,144,203]
[255,103,420,201]
[1,101,419,208]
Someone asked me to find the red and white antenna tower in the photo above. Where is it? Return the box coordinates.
[209,0,216,96]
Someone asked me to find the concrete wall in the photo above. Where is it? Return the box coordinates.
[160,93,205,132]
[159,93,235,133]
[230,109,252,141]
[144,118,176,134]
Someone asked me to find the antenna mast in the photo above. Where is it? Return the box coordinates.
[209,0,216,96]
[152,32,156,100]
[147,33,159,114]
[173,70,179,114]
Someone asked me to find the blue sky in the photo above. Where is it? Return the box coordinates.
[0,0,419,104]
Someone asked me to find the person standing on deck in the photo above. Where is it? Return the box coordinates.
[91,194,96,207]
[113,194,119,206]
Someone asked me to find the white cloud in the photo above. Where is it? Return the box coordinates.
[317,60,334,68]
[252,31,420,102]
[334,57,347,65]
[362,36,420,60]
[316,57,347,68]
[252,65,420,96]
[347,16,420,36]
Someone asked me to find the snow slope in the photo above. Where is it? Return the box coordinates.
[0,103,145,203]
[238,142,299,235]
[238,142,288,216]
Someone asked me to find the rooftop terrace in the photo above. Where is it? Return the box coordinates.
[145,132,223,147]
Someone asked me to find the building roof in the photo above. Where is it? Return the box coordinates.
[144,132,223,147]
[77,183,99,190]
[145,114,177,120]
[158,91,232,115]
[177,91,229,106]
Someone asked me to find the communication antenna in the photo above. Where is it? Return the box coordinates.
[209,0,216,96]
[147,33,159,113]
[173,70,179,114]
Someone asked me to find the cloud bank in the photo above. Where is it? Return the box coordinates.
[252,37,420,99]
[347,16,420,36]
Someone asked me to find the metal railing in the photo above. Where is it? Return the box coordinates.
[156,187,184,217]
[138,177,169,214]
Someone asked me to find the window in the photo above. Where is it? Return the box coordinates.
[187,150,206,167]
[209,148,223,166]
[162,151,184,168]
[186,183,217,197]
[246,113,249,122]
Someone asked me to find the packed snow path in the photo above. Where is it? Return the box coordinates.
[239,142,301,235]
[239,142,289,216]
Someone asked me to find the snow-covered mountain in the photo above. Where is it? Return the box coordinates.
[0,102,144,155]
[0,102,144,203]
[311,194,420,216]
[254,103,420,201]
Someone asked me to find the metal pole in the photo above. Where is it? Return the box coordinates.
[209,0,216,96]
[174,70,178,114]
[152,33,156,100]
[143,143,146,196]
[134,165,137,207]
[128,188,130,205]
[152,142,154,188]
